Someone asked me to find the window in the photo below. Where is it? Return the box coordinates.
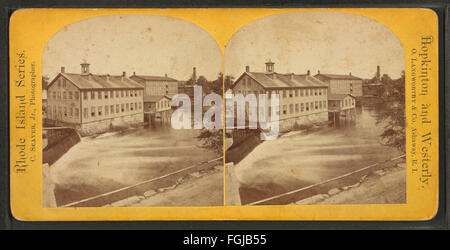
[69,107,73,117]
[110,105,114,114]
[121,104,124,112]
[91,107,95,117]
[121,90,124,97]
[63,91,66,100]
[283,90,287,98]
[319,101,322,109]
[295,104,299,113]
[69,91,73,100]
[282,105,287,115]
[74,92,79,100]
[289,104,293,113]
[110,91,114,99]
[301,103,304,112]
[300,89,304,97]
[116,104,119,113]
[63,79,66,88]
[139,102,142,110]
[105,105,109,115]
[91,91,95,100]
[130,103,134,111]
[295,90,299,97]
[98,106,102,116]
[83,92,88,100]
[126,90,129,97]
[84,108,88,118]
[311,102,314,110]
[319,89,322,95]
[116,91,119,98]
[323,101,327,109]
[315,89,318,96]
[306,103,309,111]
[305,89,309,96]
[289,90,293,98]
[126,103,129,111]
[315,101,318,110]
[74,108,79,117]
[105,91,108,99]
[98,91,102,99]
[64,107,67,117]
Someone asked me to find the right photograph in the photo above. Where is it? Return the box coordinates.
[224,11,406,206]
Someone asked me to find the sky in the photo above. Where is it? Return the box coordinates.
[42,15,223,81]
[224,11,405,80]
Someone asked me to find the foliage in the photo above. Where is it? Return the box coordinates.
[194,72,233,156]
[197,128,223,156]
[377,73,406,152]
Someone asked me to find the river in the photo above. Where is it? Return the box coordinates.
[50,124,217,206]
[235,101,404,204]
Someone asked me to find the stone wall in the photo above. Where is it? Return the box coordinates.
[43,127,81,165]
[79,113,144,136]
[278,111,328,132]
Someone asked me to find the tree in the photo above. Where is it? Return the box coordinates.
[197,128,223,156]
[377,73,405,152]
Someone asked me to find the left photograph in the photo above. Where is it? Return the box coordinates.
[41,15,224,207]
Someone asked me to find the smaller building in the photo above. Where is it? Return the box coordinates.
[143,95,172,123]
[327,93,356,123]
[328,94,356,111]
[144,95,172,113]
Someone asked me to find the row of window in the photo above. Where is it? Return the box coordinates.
[280,101,328,115]
[236,88,327,98]
[49,102,142,120]
[246,100,328,118]
[156,100,171,109]
[82,90,142,100]
[49,89,143,101]
[84,102,143,118]
[50,91,80,100]
[342,98,355,107]
[49,106,80,119]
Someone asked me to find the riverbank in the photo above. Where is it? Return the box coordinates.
[104,164,223,207]
[293,162,406,205]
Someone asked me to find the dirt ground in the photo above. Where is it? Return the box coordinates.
[120,167,223,207]
[313,163,406,204]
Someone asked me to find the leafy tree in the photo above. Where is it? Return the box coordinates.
[197,128,223,156]
[377,73,405,152]
[195,72,234,155]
